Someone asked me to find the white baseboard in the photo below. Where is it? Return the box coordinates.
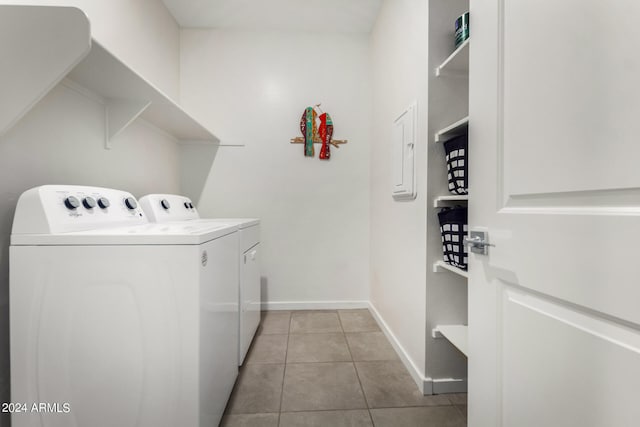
[368,302,432,395]
[432,377,468,394]
[261,300,369,311]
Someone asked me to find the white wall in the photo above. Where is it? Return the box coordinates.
[180,30,371,308]
[0,2,181,426]
[0,0,180,99]
[369,0,429,390]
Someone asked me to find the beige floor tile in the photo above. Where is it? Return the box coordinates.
[290,311,343,334]
[219,413,279,427]
[245,334,288,364]
[447,393,467,405]
[370,406,466,427]
[456,404,467,419]
[226,364,284,414]
[281,362,366,411]
[346,332,398,361]
[261,310,291,316]
[287,333,351,363]
[258,311,291,335]
[356,361,451,408]
[279,410,373,427]
[338,309,380,333]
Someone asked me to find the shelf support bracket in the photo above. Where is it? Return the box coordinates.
[104,98,151,149]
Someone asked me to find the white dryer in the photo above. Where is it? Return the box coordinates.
[10,185,239,427]
[139,194,260,365]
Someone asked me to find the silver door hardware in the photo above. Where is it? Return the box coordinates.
[464,231,494,255]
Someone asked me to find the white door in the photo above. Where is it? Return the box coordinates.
[468,1,640,426]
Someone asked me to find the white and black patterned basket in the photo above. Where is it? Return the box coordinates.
[443,134,468,195]
[437,206,468,270]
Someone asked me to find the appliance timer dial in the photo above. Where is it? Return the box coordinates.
[64,196,80,210]
[124,197,138,210]
[98,197,110,209]
[82,197,96,209]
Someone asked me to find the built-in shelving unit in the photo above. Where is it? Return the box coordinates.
[434,116,469,143]
[433,195,469,208]
[432,325,468,356]
[435,38,469,77]
[427,1,470,372]
[0,5,221,149]
[433,260,469,278]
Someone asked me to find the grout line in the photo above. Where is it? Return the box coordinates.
[277,312,292,426]
[337,311,376,426]
[453,403,468,421]
[360,403,456,410]
[277,403,455,415]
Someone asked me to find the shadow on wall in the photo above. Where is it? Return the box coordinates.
[260,276,269,311]
[0,192,17,427]
[180,144,219,206]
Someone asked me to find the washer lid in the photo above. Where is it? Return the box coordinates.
[11,222,237,246]
[201,218,260,229]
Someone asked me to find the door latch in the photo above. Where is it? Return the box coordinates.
[463,231,494,255]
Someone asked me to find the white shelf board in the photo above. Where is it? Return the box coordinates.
[433,260,469,278]
[435,116,469,143]
[0,6,91,136]
[432,325,468,357]
[435,38,469,77]
[433,195,469,208]
[67,41,220,147]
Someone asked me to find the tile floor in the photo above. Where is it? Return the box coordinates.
[221,309,467,427]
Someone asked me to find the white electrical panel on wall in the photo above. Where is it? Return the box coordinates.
[392,102,417,200]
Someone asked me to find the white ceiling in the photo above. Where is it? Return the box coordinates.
[162,0,383,33]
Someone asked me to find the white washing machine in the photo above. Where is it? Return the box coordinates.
[10,185,239,427]
[139,194,260,365]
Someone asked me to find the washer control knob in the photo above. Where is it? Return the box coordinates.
[64,196,80,210]
[124,197,138,210]
[97,197,110,209]
[82,197,97,209]
[161,199,171,210]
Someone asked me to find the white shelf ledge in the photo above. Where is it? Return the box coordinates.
[435,116,469,143]
[432,325,468,357]
[433,260,469,278]
[433,195,469,208]
[435,38,469,77]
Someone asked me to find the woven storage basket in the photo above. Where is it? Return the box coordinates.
[443,134,468,195]
[437,206,468,270]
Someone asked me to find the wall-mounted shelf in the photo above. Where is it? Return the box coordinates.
[433,260,469,279]
[435,38,469,77]
[432,325,468,357]
[435,116,469,143]
[67,41,220,148]
[0,5,221,149]
[433,195,469,208]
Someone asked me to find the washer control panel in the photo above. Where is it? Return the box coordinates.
[12,185,148,234]
[139,194,200,222]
